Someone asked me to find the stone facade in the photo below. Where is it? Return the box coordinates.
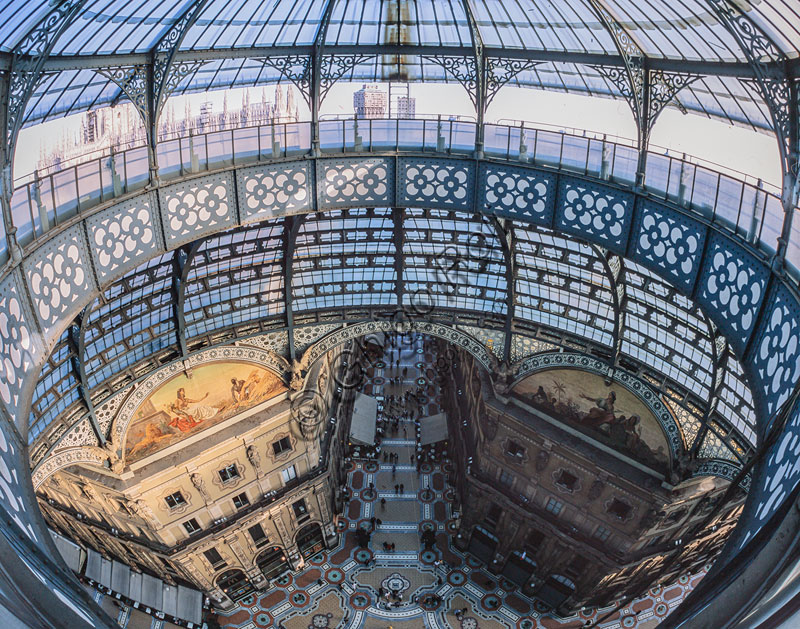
[36,350,347,610]
[445,348,744,614]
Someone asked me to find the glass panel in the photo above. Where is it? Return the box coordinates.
[157,140,183,179]
[52,169,80,223]
[76,161,102,210]
[10,186,35,246]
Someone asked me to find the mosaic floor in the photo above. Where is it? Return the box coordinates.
[214,336,707,629]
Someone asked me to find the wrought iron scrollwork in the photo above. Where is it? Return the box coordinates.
[260,55,313,106]
[485,58,541,108]
[319,54,375,103]
[6,0,86,155]
[421,56,479,109]
[95,66,150,121]
[589,1,645,115]
[96,66,149,121]
[595,65,697,145]
[594,65,638,113]
[151,0,210,119]
[649,71,699,120]
[707,0,794,178]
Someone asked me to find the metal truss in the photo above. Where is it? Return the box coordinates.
[393,208,405,306]
[589,2,699,185]
[706,0,799,269]
[691,317,729,456]
[171,244,195,359]
[493,217,516,361]
[283,215,303,361]
[310,0,338,154]
[67,308,105,447]
[1,0,87,262]
[593,246,627,369]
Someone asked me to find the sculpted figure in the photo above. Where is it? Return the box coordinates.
[191,473,210,501]
[246,445,262,475]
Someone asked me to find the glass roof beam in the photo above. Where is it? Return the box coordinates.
[690,318,730,456]
[460,0,485,154]
[393,207,405,307]
[587,3,700,187]
[171,244,194,359]
[310,0,338,156]
[283,215,303,362]
[595,248,627,371]
[67,307,105,448]
[33,46,766,78]
[494,217,516,360]
[146,0,212,186]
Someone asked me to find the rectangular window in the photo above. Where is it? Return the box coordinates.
[248,523,268,547]
[594,525,612,542]
[525,530,545,554]
[506,441,525,459]
[203,548,226,568]
[182,518,201,535]
[218,464,240,484]
[281,465,297,484]
[272,436,292,456]
[293,499,309,522]
[555,470,579,492]
[499,470,514,488]
[232,492,250,510]
[607,498,632,520]
[164,492,186,509]
[485,503,503,529]
[545,497,563,516]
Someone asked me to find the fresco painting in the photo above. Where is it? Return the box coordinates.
[513,368,670,473]
[125,362,286,463]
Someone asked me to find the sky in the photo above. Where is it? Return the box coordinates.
[15,81,782,189]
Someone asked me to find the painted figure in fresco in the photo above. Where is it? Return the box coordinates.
[580,391,617,426]
[230,370,262,404]
[167,387,218,432]
[127,422,173,458]
[231,378,248,402]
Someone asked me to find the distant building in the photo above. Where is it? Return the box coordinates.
[396,95,416,119]
[199,101,214,131]
[37,85,300,174]
[353,84,387,119]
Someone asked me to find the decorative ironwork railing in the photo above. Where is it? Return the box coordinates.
[7,118,797,280]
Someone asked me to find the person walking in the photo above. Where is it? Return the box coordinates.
[394,484,399,495]
[399,483,404,494]
[381,497,386,510]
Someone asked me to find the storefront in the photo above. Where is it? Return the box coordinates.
[468,526,499,565]
[216,569,255,603]
[502,551,537,586]
[255,546,291,581]
[296,522,325,559]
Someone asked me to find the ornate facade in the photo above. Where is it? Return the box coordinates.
[35,349,346,610]
[446,348,745,615]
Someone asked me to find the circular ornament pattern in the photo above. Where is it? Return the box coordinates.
[420,549,438,564]
[448,570,467,586]
[309,612,333,628]
[274,573,293,587]
[350,592,371,610]
[364,461,379,473]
